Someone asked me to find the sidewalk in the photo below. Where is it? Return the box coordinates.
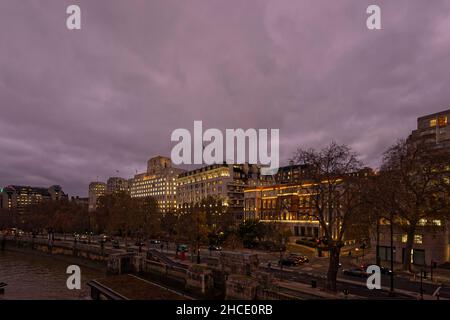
[277,280,361,299]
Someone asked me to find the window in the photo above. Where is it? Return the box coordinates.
[433,220,442,226]
[414,235,423,244]
[401,234,408,243]
[430,119,437,127]
[438,116,448,127]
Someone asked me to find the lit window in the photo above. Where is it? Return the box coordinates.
[433,220,442,226]
[438,116,448,127]
[430,119,437,127]
[401,234,407,243]
[414,235,423,244]
[418,219,427,226]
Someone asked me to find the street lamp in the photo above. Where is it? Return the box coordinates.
[389,212,395,297]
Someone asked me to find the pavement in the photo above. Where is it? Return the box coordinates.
[7,233,450,299]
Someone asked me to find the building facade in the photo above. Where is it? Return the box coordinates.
[88,182,107,212]
[1,185,67,212]
[375,109,450,265]
[129,156,184,213]
[106,177,129,194]
[376,219,449,266]
[176,163,263,220]
[244,183,320,238]
[408,109,450,149]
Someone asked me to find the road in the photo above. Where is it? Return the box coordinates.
[7,232,450,299]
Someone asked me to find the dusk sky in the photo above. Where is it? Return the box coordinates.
[1,0,450,196]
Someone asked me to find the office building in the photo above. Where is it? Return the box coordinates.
[176,163,263,221]
[129,156,184,213]
[88,182,107,212]
[0,185,67,212]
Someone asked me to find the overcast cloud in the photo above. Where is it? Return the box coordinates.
[1,0,450,196]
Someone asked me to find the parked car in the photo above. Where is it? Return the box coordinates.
[279,257,298,267]
[149,239,161,244]
[343,268,369,278]
[208,245,222,251]
[287,254,309,264]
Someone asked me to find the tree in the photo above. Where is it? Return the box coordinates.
[161,211,179,240]
[292,142,366,291]
[132,196,161,241]
[263,222,292,249]
[378,139,450,271]
[237,219,265,248]
[176,203,211,262]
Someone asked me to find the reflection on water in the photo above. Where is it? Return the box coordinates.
[0,250,105,300]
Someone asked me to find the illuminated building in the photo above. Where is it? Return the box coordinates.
[106,177,129,194]
[375,109,450,265]
[88,182,106,212]
[244,183,321,238]
[176,163,262,221]
[130,156,184,213]
[408,109,450,150]
[0,185,67,213]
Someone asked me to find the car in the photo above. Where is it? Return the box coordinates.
[135,241,146,247]
[149,239,161,244]
[343,268,369,278]
[380,267,393,275]
[99,234,110,242]
[177,244,188,252]
[112,239,120,249]
[208,245,222,251]
[80,234,88,243]
[279,257,298,267]
[287,254,309,264]
[294,255,309,264]
[360,263,393,275]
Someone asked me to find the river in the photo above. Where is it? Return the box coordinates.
[0,250,105,300]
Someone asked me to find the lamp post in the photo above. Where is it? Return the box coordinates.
[196,205,201,264]
[389,212,395,296]
[420,269,424,300]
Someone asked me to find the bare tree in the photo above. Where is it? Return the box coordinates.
[379,139,450,271]
[292,142,366,291]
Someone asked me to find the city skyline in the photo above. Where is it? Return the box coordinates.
[2,0,450,197]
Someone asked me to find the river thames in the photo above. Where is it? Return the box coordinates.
[0,250,105,299]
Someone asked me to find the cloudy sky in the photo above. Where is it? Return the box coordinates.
[1,0,449,196]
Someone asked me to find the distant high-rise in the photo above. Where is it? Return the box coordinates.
[130,156,184,213]
[408,109,450,150]
[88,182,107,212]
[106,177,129,194]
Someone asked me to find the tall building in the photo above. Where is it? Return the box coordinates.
[375,109,450,265]
[130,156,184,213]
[106,177,129,194]
[408,109,450,150]
[0,185,67,212]
[176,163,262,220]
[88,182,107,212]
